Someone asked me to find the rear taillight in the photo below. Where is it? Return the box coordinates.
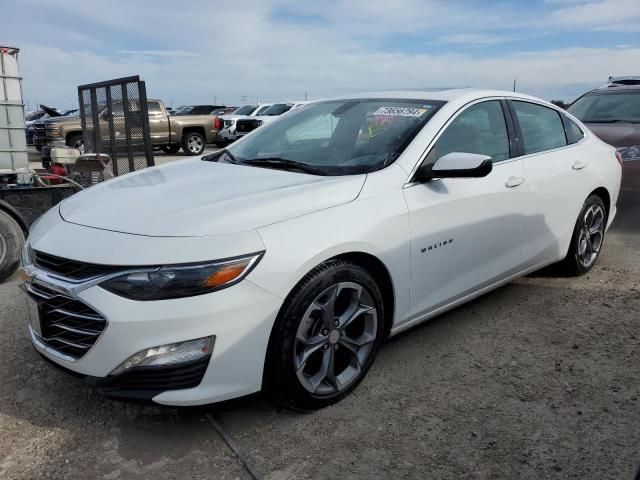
[615,150,623,167]
[214,116,222,130]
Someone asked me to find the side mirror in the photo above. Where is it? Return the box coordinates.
[414,152,493,182]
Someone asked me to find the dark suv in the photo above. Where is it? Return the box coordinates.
[568,78,639,229]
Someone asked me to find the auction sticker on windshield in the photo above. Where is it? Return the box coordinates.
[373,106,431,117]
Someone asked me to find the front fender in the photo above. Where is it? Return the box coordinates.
[251,187,411,327]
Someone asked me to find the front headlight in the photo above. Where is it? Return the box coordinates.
[100,252,263,301]
[110,336,214,376]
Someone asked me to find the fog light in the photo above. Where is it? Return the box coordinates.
[110,336,214,376]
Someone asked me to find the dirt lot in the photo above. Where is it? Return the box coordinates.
[1,158,638,480]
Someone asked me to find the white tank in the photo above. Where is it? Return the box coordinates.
[0,46,28,174]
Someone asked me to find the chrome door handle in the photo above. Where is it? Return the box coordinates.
[572,160,588,170]
[505,176,525,188]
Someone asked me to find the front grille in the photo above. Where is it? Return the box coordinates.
[32,249,125,281]
[33,124,46,140]
[26,282,106,360]
[236,119,262,133]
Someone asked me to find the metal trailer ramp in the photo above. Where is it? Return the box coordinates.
[77,75,154,177]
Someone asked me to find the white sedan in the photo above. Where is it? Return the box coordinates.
[21,89,621,410]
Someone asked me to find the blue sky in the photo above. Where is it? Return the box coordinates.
[4,0,640,109]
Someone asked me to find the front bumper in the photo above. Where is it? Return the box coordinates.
[218,126,238,141]
[24,265,283,406]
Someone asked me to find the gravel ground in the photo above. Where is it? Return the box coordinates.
[1,159,638,479]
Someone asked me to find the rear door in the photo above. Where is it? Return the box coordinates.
[147,101,169,144]
[507,100,581,266]
[403,99,529,319]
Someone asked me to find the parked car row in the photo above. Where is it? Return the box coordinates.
[218,101,309,143]
[31,99,222,164]
[28,98,310,162]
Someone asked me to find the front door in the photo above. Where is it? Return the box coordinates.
[403,99,530,321]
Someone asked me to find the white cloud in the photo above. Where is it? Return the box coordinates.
[548,0,640,30]
[436,33,508,46]
[119,50,203,59]
[4,0,639,109]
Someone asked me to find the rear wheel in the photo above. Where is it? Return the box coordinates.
[560,195,607,275]
[0,210,25,283]
[181,132,206,155]
[265,260,386,410]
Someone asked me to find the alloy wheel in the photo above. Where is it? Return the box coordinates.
[294,282,378,396]
[577,204,605,268]
[187,135,203,153]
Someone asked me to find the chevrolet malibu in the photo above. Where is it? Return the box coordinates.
[21,90,621,410]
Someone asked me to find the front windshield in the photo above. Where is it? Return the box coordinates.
[568,92,640,123]
[224,98,444,175]
[234,105,258,115]
[262,103,293,116]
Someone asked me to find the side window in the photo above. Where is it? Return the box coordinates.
[147,102,162,115]
[563,116,585,145]
[425,100,510,165]
[512,101,567,154]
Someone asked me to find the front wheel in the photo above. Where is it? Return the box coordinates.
[162,144,181,154]
[265,259,386,410]
[66,133,83,150]
[0,210,25,283]
[181,132,206,155]
[560,194,607,275]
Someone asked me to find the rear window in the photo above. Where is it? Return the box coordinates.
[512,101,567,155]
[568,92,640,124]
[147,102,162,114]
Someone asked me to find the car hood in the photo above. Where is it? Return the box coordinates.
[585,122,640,148]
[59,158,366,237]
[41,115,79,125]
[220,114,248,121]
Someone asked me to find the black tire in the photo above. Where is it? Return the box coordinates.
[66,133,83,149]
[560,194,608,276]
[0,210,26,283]
[162,144,181,154]
[181,131,206,156]
[264,259,386,410]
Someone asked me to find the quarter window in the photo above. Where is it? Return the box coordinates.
[563,116,584,145]
[512,101,567,154]
[426,100,510,164]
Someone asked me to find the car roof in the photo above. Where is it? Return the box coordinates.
[313,89,549,105]
[591,84,640,93]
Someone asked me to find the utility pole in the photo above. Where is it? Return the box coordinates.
[513,79,517,92]
[304,91,308,101]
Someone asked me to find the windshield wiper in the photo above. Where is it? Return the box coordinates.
[245,157,325,175]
